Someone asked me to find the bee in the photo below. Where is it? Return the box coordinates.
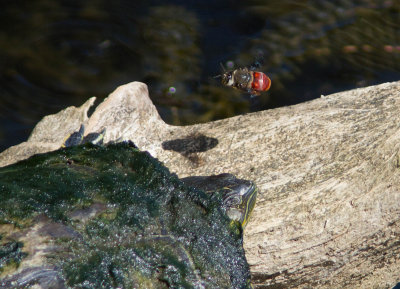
[216,64,271,96]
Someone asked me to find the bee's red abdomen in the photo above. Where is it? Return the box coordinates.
[251,72,271,92]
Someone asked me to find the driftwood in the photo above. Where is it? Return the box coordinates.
[1,81,400,288]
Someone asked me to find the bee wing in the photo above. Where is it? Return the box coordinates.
[250,51,265,70]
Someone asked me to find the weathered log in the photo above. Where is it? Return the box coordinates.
[1,81,400,288]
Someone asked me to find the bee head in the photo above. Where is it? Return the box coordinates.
[221,71,233,86]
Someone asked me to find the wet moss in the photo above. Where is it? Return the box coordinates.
[0,240,27,275]
[0,142,251,288]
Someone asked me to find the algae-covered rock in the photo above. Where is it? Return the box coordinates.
[0,142,251,288]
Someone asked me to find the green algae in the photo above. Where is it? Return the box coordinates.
[0,142,251,288]
[0,240,27,275]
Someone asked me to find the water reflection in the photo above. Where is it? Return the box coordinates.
[0,0,399,151]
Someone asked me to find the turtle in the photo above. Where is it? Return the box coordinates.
[0,126,257,288]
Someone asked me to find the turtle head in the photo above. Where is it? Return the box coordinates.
[221,180,258,229]
[181,173,258,229]
[62,124,106,148]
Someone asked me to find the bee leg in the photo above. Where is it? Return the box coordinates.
[248,90,260,98]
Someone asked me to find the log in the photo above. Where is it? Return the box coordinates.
[1,81,400,288]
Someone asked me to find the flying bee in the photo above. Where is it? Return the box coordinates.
[216,64,271,97]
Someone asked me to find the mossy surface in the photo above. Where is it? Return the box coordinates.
[0,143,251,288]
[0,239,27,275]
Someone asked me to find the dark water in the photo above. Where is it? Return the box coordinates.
[1,0,399,152]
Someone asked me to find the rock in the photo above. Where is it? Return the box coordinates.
[0,143,251,288]
[1,80,400,288]
[0,97,95,167]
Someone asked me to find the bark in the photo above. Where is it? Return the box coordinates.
[1,81,400,288]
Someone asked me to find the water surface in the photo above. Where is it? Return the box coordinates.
[1,0,399,151]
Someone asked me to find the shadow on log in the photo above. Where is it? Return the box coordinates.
[1,81,400,288]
